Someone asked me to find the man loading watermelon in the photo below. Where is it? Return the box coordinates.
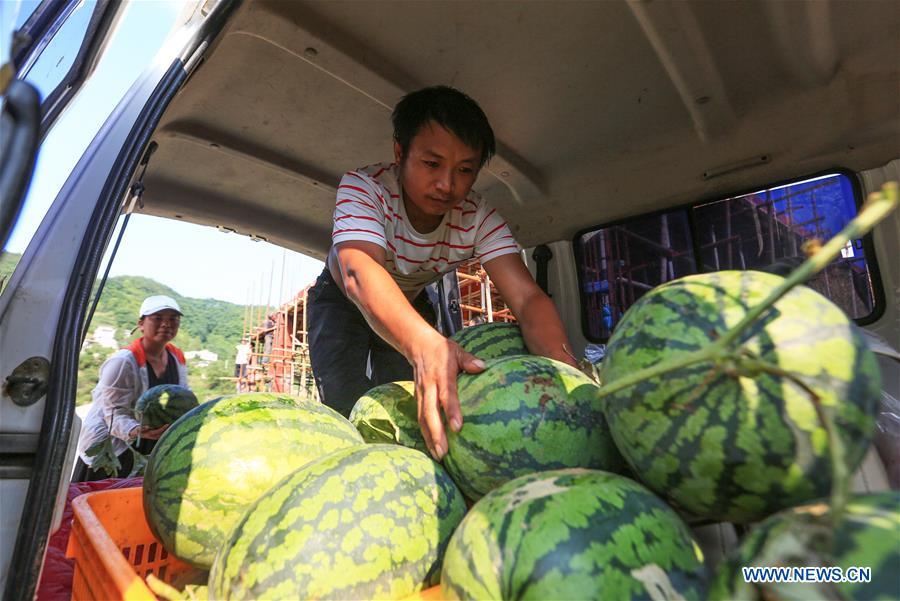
[308,86,577,461]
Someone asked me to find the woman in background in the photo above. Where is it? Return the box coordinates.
[73,295,189,481]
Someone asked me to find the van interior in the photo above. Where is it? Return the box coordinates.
[135,0,899,350]
[2,0,899,596]
[139,1,899,259]
[135,0,900,498]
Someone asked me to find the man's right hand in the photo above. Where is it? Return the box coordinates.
[410,331,486,461]
[333,242,488,460]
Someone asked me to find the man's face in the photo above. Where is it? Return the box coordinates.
[395,121,481,224]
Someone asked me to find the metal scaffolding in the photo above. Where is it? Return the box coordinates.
[455,258,516,326]
[238,284,317,399]
[236,258,517,396]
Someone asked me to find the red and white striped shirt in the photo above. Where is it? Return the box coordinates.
[332,162,520,293]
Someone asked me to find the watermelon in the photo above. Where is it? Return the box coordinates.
[450,322,528,360]
[441,468,707,600]
[143,393,364,568]
[135,384,199,429]
[600,270,880,523]
[710,491,900,600]
[348,381,426,451]
[444,355,624,500]
[209,444,466,600]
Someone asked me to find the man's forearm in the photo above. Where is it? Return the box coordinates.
[516,292,577,366]
[340,255,437,360]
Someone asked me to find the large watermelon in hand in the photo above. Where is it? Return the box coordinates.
[441,469,707,600]
[348,381,426,451]
[209,444,466,600]
[444,355,624,500]
[135,384,198,428]
[710,491,900,600]
[450,322,528,360]
[600,270,880,523]
[143,393,363,568]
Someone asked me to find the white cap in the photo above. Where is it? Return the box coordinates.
[139,295,183,317]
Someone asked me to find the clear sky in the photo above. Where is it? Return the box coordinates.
[2,0,323,306]
[106,215,324,306]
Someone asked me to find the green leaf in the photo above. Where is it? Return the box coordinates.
[84,436,121,477]
[128,444,149,477]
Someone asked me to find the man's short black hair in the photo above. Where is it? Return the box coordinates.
[392,86,496,168]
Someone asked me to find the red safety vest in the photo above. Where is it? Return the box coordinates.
[124,337,186,367]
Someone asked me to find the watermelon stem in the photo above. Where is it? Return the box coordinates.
[595,347,714,401]
[707,182,896,525]
[146,573,183,600]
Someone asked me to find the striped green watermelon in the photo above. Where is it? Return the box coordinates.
[710,491,900,600]
[441,468,707,600]
[450,322,528,360]
[209,444,466,600]
[444,355,624,500]
[135,384,198,429]
[600,270,880,523]
[348,381,426,451]
[143,393,363,568]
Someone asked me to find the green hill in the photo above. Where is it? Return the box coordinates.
[79,275,277,404]
[0,251,22,292]
[87,275,254,361]
[3,252,281,403]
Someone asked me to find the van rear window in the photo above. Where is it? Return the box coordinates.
[574,172,881,341]
[576,212,697,340]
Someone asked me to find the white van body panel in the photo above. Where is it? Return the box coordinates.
[0,2,222,589]
[861,158,900,366]
[0,64,170,592]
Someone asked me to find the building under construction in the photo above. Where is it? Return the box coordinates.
[455,259,516,326]
[236,258,514,395]
[237,283,315,397]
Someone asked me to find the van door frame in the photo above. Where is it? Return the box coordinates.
[2,2,240,596]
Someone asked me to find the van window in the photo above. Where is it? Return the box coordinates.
[0,1,180,296]
[692,173,875,320]
[0,1,42,64]
[576,211,696,340]
[15,0,97,102]
[575,172,878,341]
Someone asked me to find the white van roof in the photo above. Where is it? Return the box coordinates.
[139,0,899,256]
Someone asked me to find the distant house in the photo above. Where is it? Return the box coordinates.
[83,325,118,350]
[185,350,219,367]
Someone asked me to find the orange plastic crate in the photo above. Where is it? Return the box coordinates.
[65,486,194,600]
[64,485,445,600]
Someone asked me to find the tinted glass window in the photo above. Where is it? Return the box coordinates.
[692,173,874,319]
[576,172,877,341]
[577,211,696,340]
[21,0,97,101]
[0,1,42,64]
